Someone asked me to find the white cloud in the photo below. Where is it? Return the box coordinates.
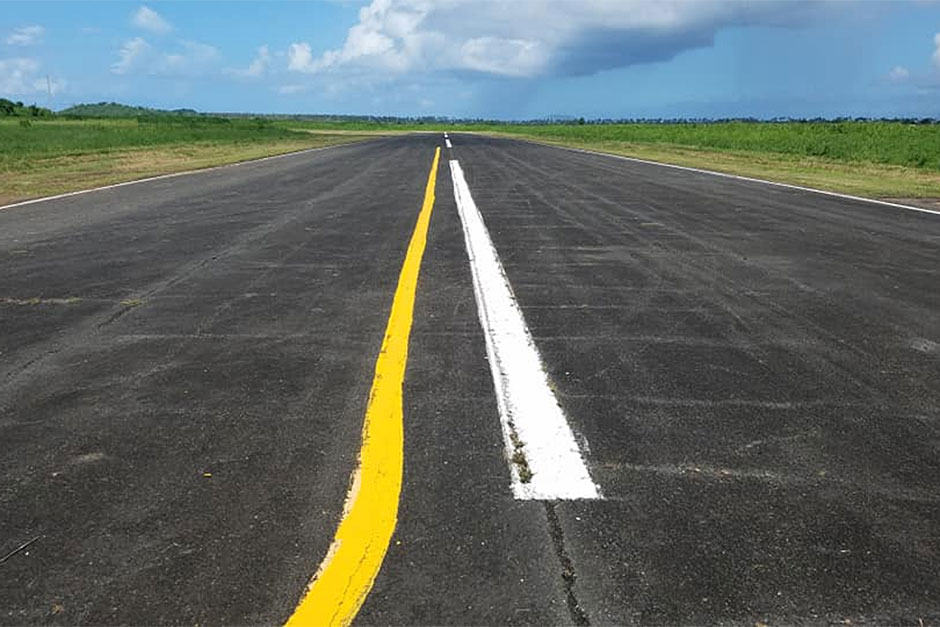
[154,41,220,75]
[6,25,45,46]
[288,0,834,79]
[0,57,64,95]
[0,57,39,93]
[287,42,317,72]
[227,45,271,78]
[888,65,910,82]
[132,6,172,35]
[460,37,546,77]
[111,37,219,77]
[933,32,940,68]
[112,37,152,74]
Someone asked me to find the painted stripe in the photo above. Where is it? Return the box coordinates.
[445,139,453,149]
[0,142,361,212]
[521,140,940,218]
[448,159,600,500]
[286,147,441,627]
[443,132,448,139]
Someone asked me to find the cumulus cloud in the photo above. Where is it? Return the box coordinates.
[132,5,172,35]
[0,58,40,92]
[112,37,152,74]
[288,0,832,79]
[6,25,45,46]
[227,45,271,78]
[287,42,318,72]
[0,57,64,95]
[112,37,220,76]
[887,33,940,89]
[888,65,910,82]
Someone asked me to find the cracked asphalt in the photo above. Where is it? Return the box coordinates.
[2,133,940,625]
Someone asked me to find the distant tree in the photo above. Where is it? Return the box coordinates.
[0,99,52,117]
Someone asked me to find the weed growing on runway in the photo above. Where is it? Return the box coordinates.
[508,428,533,483]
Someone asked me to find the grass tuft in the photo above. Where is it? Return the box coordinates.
[508,427,534,484]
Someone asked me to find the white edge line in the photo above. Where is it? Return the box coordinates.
[468,133,940,218]
[0,141,367,212]
[448,158,600,501]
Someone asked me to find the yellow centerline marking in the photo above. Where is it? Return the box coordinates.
[286,146,441,627]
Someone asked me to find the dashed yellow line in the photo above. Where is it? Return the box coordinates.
[285,146,441,627]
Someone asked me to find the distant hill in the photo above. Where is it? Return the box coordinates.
[58,102,200,117]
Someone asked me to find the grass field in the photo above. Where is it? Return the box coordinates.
[2,117,939,205]
[480,132,940,202]
[0,117,373,205]
[288,119,940,201]
[475,121,940,170]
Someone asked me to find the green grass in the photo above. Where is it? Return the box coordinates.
[287,118,940,171]
[470,121,940,171]
[3,116,939,205]
[0,116,305,169]
[284,119,940,199]
[0,116,374,204]
[499,137,940,200]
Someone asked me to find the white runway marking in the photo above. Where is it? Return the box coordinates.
[445,139,453,149]
[448,159,600,500]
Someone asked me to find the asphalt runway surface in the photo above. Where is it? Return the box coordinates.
[2,133,940,625]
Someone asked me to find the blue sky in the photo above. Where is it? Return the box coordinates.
[2,0,939,119]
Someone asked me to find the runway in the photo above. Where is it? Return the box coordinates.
[2,133,939,625]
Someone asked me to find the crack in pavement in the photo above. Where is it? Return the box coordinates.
[544,501,590,626]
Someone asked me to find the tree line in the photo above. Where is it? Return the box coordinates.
[0,99,54,117]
